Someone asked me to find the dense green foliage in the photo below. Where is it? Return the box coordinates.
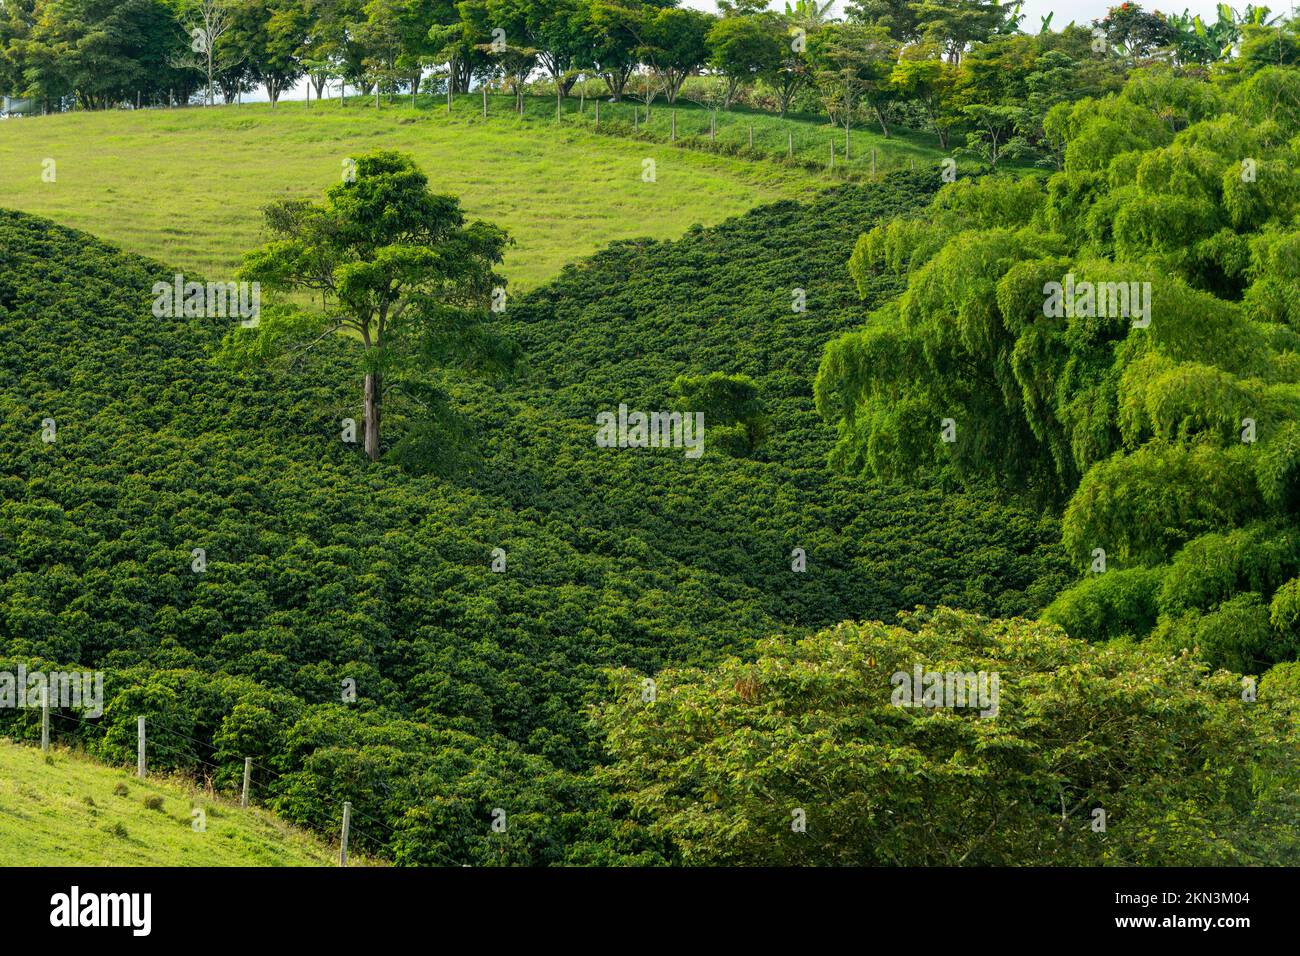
[0,170,1070,862]
[598,608,1300,865]
[0,0,1173,170]
[10,0,1300,869]
[817,64,1300,682]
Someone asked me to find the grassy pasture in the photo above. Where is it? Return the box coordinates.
[0,96,847,290]
[0,739,364,866]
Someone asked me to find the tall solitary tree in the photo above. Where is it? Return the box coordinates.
[176,0,233,107]
[236,151,514,462]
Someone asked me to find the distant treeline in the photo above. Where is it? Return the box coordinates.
[5,0,1300,163]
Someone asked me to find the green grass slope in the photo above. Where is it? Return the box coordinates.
[0,740,345,865]
[0,98,832,291]
[447,92,947,177]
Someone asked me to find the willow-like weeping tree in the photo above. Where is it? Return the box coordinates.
[815,65,1300,673]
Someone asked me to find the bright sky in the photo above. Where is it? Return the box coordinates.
[1011,0,1223,30]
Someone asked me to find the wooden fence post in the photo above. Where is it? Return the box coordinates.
[242,757,252,808]
[339,802,352,867]
[41,687,49,753]
[137,716,146,778]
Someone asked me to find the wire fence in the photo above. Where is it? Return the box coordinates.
[8,704,399,865]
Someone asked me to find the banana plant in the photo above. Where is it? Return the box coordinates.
[783,0,835,29]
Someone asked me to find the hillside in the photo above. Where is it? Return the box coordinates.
[439,92,947,178]
[3,0,1300,886]
[0,98,837,291]
[0,740,345,866]
[0,168,1073,863]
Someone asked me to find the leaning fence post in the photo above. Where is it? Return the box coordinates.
[242,757,252,808]
[339,802,352,867]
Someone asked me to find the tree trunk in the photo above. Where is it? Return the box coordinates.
[363,372,382,461]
